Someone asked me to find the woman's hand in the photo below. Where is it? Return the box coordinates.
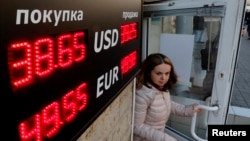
[192,103,202,113]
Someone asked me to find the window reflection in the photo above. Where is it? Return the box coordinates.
[147,16,222,101]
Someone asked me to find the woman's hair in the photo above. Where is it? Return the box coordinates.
[136,53,178,91]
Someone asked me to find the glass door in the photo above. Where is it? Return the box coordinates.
[142,0,246,140]
[226,1,250,125]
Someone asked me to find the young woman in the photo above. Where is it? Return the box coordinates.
[133,53,201,141]
[245,11,250,40]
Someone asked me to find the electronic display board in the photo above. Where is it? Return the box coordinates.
[0,0,142,140]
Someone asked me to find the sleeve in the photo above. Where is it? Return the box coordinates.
[133,93,177,141]
[170,101,195,117]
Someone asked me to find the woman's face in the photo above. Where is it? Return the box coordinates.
[150,63,171,88]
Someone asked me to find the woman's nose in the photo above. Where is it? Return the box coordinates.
[161,74,166,80]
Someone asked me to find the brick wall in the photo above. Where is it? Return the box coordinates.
[77,80,135,141]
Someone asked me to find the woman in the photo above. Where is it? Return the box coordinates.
[133,53,201,141]
[245,11,250,40]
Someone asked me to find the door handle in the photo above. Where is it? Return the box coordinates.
[191,105,219,141]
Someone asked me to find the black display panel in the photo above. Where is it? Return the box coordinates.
[0,0,142,141]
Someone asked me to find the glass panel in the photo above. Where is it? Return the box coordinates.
[148,16,221,101]
[146,15,222,139]
[226,6,250,125]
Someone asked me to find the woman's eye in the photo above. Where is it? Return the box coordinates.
[156,72,162,75]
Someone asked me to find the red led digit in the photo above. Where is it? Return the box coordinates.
[130,23,137,39]
[62,91,77,123]
[19,114,42,141]
[58,34,73,68]
[73,32,86,62]
[127,51,136,70]
[121,24,129,44]
[76,82,88,111]
[42,102,62,138]
[8,31,87,91]
[121,51,137,75]
[131,51,137,67]
[120,22,138,44]
[34,38,54,77]
[8,42,33,89]
[121,56,129,74]
[18,82,88,140]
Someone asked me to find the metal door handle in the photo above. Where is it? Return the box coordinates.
[191,105,219,141]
